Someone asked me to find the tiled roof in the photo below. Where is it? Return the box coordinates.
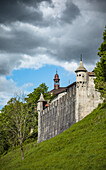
[48,82,76,95]
[48,87,67,95]
[66,82,76,89]
[88,72,95,76]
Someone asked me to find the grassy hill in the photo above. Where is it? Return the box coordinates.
[0,102,106,170]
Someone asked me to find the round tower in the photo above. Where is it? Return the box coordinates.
[37,93,46,143]
[75,55,88,85]
[54,71,60,89]
[75,55,88,122]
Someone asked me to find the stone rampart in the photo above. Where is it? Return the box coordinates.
[38,85,76,143]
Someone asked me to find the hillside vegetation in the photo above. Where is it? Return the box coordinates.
[0,102,106,170]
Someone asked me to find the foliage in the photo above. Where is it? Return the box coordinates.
[0,102,106,169]
[0,83,51,157]
[94,27,106,99]
[26,83,51,107]
[0,96,30,160]
[0,118,10,155]
[25,83,53,138]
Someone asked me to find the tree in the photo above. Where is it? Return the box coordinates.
[0,117,10,155]
[0,83,52,157]
[25,83,52,138]
[1,95,29,160]
[94,27,106,99]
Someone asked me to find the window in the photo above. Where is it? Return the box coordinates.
[82,74,84,77]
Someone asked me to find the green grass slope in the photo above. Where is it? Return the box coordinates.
[0,103,106,170]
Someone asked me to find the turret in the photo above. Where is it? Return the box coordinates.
[37,93,46,143]
[54,71,60,89]
[75,55,88,122]
[37,93,46,112]
[75,55,88,85]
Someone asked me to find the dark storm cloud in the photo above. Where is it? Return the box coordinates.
[61,2,80,23]
[0,30,46,53]
[87,0,106,13]
[0,53,22,75]
[49,38,101,65]
[0,0,52,24]
[0,0,106,76]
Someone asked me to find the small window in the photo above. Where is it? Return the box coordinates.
[82,74,84,77]
[79,74,81,76]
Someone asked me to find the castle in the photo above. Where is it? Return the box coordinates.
[37,58,102,143]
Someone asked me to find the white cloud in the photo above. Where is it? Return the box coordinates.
[0,76,17,93]
[0,76,17,109]
[0,76,34,110]
[0,24,11,32]
[40,0,67,18]
[16,53,95,73]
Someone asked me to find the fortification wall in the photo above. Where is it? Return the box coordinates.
[86,76,102,115]
[75,75,102,122]
[38,84,76,143]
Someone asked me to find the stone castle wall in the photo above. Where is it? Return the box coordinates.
[37,70,102,143]
[75,75,102,122]
[38,84,76,143]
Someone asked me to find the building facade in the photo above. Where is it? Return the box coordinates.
[37,59,102,143]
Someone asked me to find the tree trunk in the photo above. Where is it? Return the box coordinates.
[21,144,24,160]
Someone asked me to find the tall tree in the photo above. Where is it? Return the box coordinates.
[0,83,52,157]
[1,95,29,160]
[94,27,106,99]
[26,83,51,137]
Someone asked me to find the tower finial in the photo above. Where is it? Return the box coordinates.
[80,54,82,61]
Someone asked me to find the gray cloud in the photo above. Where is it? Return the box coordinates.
[0,0,106,76]
[61,1,80,24]
[0,0,51,24]
[0,30,45,54]
[0,53,22,75]
[87,0,106,13]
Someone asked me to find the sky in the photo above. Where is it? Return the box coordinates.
[0,0,106,110]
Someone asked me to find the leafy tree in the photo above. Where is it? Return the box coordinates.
[1,96,29,160]
[0,83,52,157]
[0,117,10,156]
[25,83,52,138]
[94,27,106,99]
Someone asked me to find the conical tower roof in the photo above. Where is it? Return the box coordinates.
[38,93,45,102]
[75,55,87,72]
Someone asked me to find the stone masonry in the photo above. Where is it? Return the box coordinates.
[37,59,102,143]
